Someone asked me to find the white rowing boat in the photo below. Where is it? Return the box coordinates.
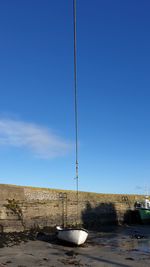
[56,226,88,245]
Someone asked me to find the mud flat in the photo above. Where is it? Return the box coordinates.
[0,225,150,267]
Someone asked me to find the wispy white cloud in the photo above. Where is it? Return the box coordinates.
[0,118,72,159]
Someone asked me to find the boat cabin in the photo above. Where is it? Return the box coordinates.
[135,197,150,210]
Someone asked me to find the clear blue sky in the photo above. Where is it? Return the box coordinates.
[0,0,150,194]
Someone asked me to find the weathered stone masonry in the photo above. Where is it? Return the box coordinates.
[0,184,143,232]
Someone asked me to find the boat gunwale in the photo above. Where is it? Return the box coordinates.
[57,227,88,234]
[136,207,150,211]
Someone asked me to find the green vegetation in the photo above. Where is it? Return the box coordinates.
[4,199,25,230]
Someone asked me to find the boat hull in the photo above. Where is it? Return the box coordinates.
[138,208,150,224]
[56,227,88,245]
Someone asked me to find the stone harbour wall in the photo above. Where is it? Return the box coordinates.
[0,184,144,233]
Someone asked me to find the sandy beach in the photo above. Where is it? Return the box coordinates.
[0,225,150,267]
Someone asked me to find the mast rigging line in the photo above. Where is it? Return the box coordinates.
[73,0,79,219]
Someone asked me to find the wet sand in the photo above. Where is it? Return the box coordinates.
[0,225,150,267]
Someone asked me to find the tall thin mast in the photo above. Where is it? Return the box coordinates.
[73,0,79,221]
